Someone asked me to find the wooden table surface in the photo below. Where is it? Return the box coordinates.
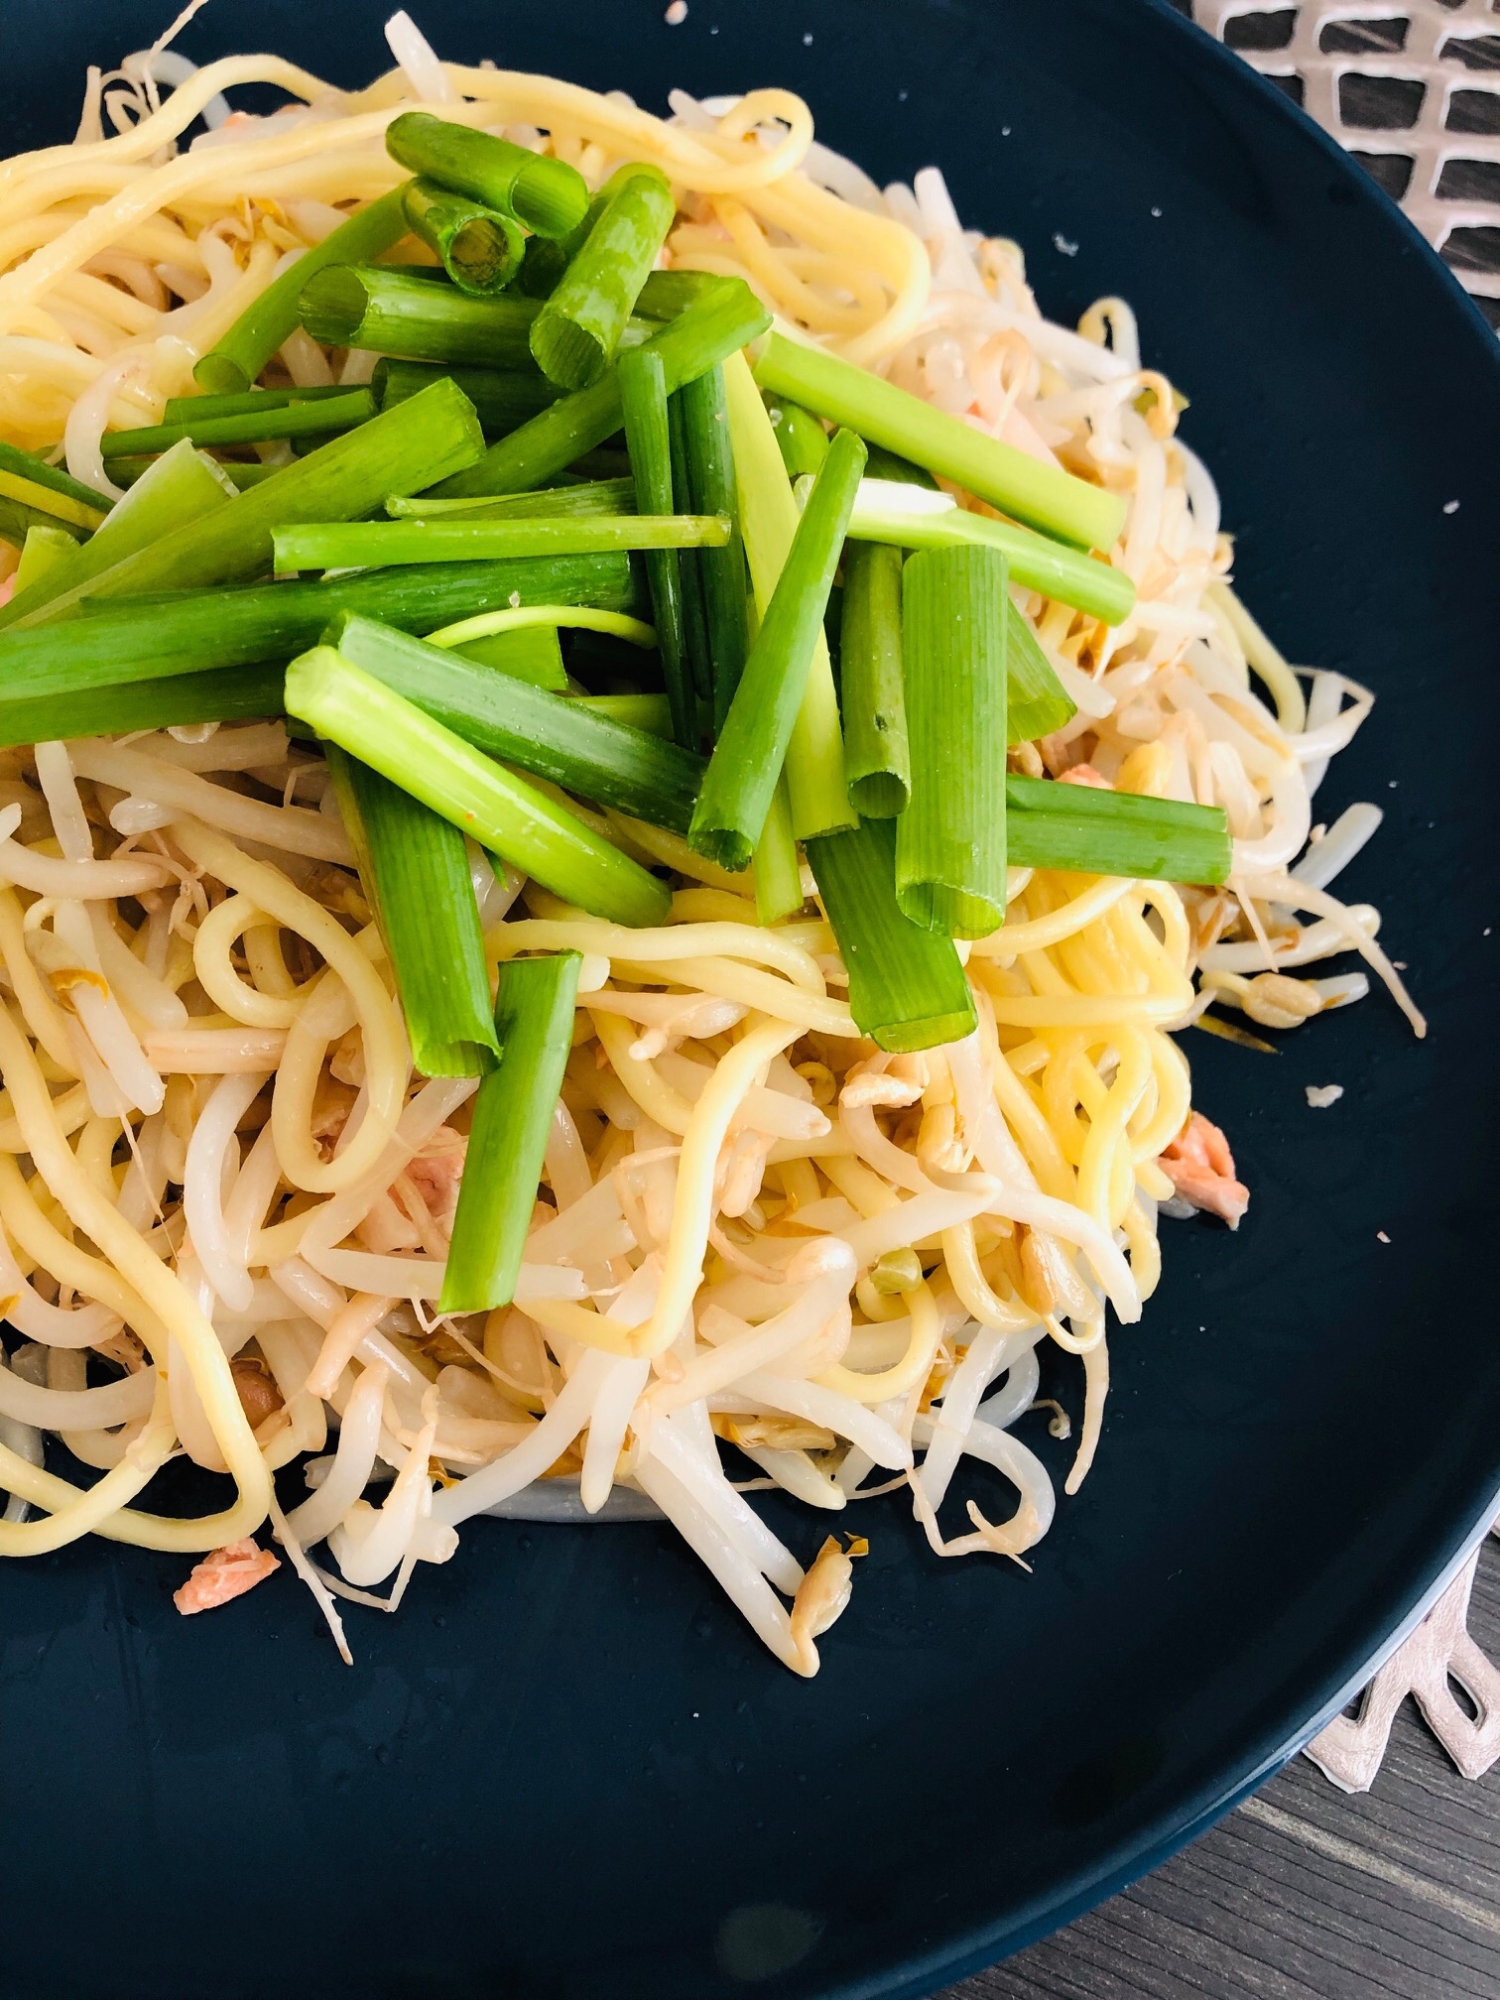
[939,1538,1500,1999]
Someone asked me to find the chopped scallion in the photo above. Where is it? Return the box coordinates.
[839,540,909,817]
[98,389,377,462]
[678,363,749,733]
[162,384,357,425]
[386,476,635,520]
[272,510,728,575]
[1005,601,1077,745]
[764,394,830,478]
[402,177,525,294]
[373,356,561,433]
[1006,775,1231,884]
[531,165,676,390]
[298,265,543,368]
[619,346,694,748]
[386,112,589,239]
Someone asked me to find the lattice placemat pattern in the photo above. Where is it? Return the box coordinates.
[1190,0,1500,326]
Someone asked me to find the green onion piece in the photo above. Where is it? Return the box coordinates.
[690,427,867,870]
[574,692,671,735]
[669,391,711,707]
[433,278,771,500]
[721,350,854,842]
[0,441,113,515]
[1006,775,1231,884]
[635,271,726,319]
[840,541,909,817]
[385,112,589,240]
[531,166,675,390]
[0,661,286,750]
[755,329,1126,552]
[326,612,704,835]
[373,356,561,433]
[14,524,77,595]
[107,457,282,492]
[426,604,655,650]
[298,265,543,369]
[0,465,105,540]
[754,779,805,925]
[841,478,1134,626]
[807,816,976,1051]
[863,443,938,489]
[402,177,524,295]
[162,384,358,425]
[0,552,635,747]
[273,511,727,575]
[678,363,749,734]
[386,476,635,520]
[618,346,694,748]
[764,394,830,478]
[1005,602,1076,745]
[194,185,411,396]
[0,439,236,632]
[287,645,671,925]
[28,379,485,620]
[896,543,1009,938]
[99,389,377,463]
[440,951,583,1314]
[327,745,499,1078]
[446,625,567,689]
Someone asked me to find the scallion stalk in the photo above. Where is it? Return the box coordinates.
[326,612,704,835]
[721,350,854,842]
[690,426,866,870]
[0,442,113,515]
[618,346,694,748]
[273,510,727,575]
[14,524,76,594]
[531,166,676,390]
[98,389,377,463]
[1006,775,1231,884]
[23,379,486,621]
[446,626,567,688]
[298,265,543,368]
[0,551,636,745]
[841,478,1134,625]
[0,439,236,632]
[574,692,672,734]
[807,816,976,1050]
[386,112,589,240]
[439,951,583,1313]
[839,541,909,817]
[764,394,829,478]
[327,745,499,1077]
[896,544,1009,937]
[373,356,561,433]
[386,476,636,520]
[402,177,525,294]
[754,779,805,925]
[424,604,655,650]
[194,185,411,396]
[0,661,287,749]
[755,329,1127,552]
[286,645,671,925]
[162,384,357,425]
[1005,602,1077,745]
[668,390,712,707]
[678,363,749,734]
[0,465,104,541]
[432,278,771,500]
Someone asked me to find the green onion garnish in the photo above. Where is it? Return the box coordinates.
[373,356,561,433]
[0,465,104,542]
[425,603,655,650]
[690,427,867,871]
[402,177,525,295]
[839,542,909,818]
[272,511,728,576]
[678,363,749,734]
[98,389,377,463]
[1005,601,1077,745]
[619,346,694,748]
[755,329,1127,553]
[722,350,854,843]
[0,439,234,631]
[840,477,1134,626]
[1006,775,1231,884]
[298,264,543,369]
[0,660,287,749]
[531,166,676,390]
[326,612,704,836]
[896,544,1009,937]
[764,394,830,479]
[669,389,711,710]
[386,476,635,520]
[574,692,672,734]
[13,524,76,595]
[285,645,671,926]
[162,384,358,425]
[0,551,635,747]
[327,745,500,1078]
[0,441,113,516]
[32,378,485,618]
[385,112,589,240]
[194,185,411,396]
[443,625,567,689]
[807,815,977,1051]
[755,779,806,925]
[433,278,771,500]
[439,951,583,1314]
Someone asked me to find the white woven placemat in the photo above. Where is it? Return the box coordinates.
[1194,0,1500,327]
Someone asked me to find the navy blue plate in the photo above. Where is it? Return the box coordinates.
[3,4,1499,1996]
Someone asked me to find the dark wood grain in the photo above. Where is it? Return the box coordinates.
[939,1538,1500,2000]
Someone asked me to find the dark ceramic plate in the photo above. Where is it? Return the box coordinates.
[3,3,1498,1997]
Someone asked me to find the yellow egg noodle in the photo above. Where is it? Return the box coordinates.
[0,16,1420,1670]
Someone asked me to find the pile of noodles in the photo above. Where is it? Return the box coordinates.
[0,15,1420,1669]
